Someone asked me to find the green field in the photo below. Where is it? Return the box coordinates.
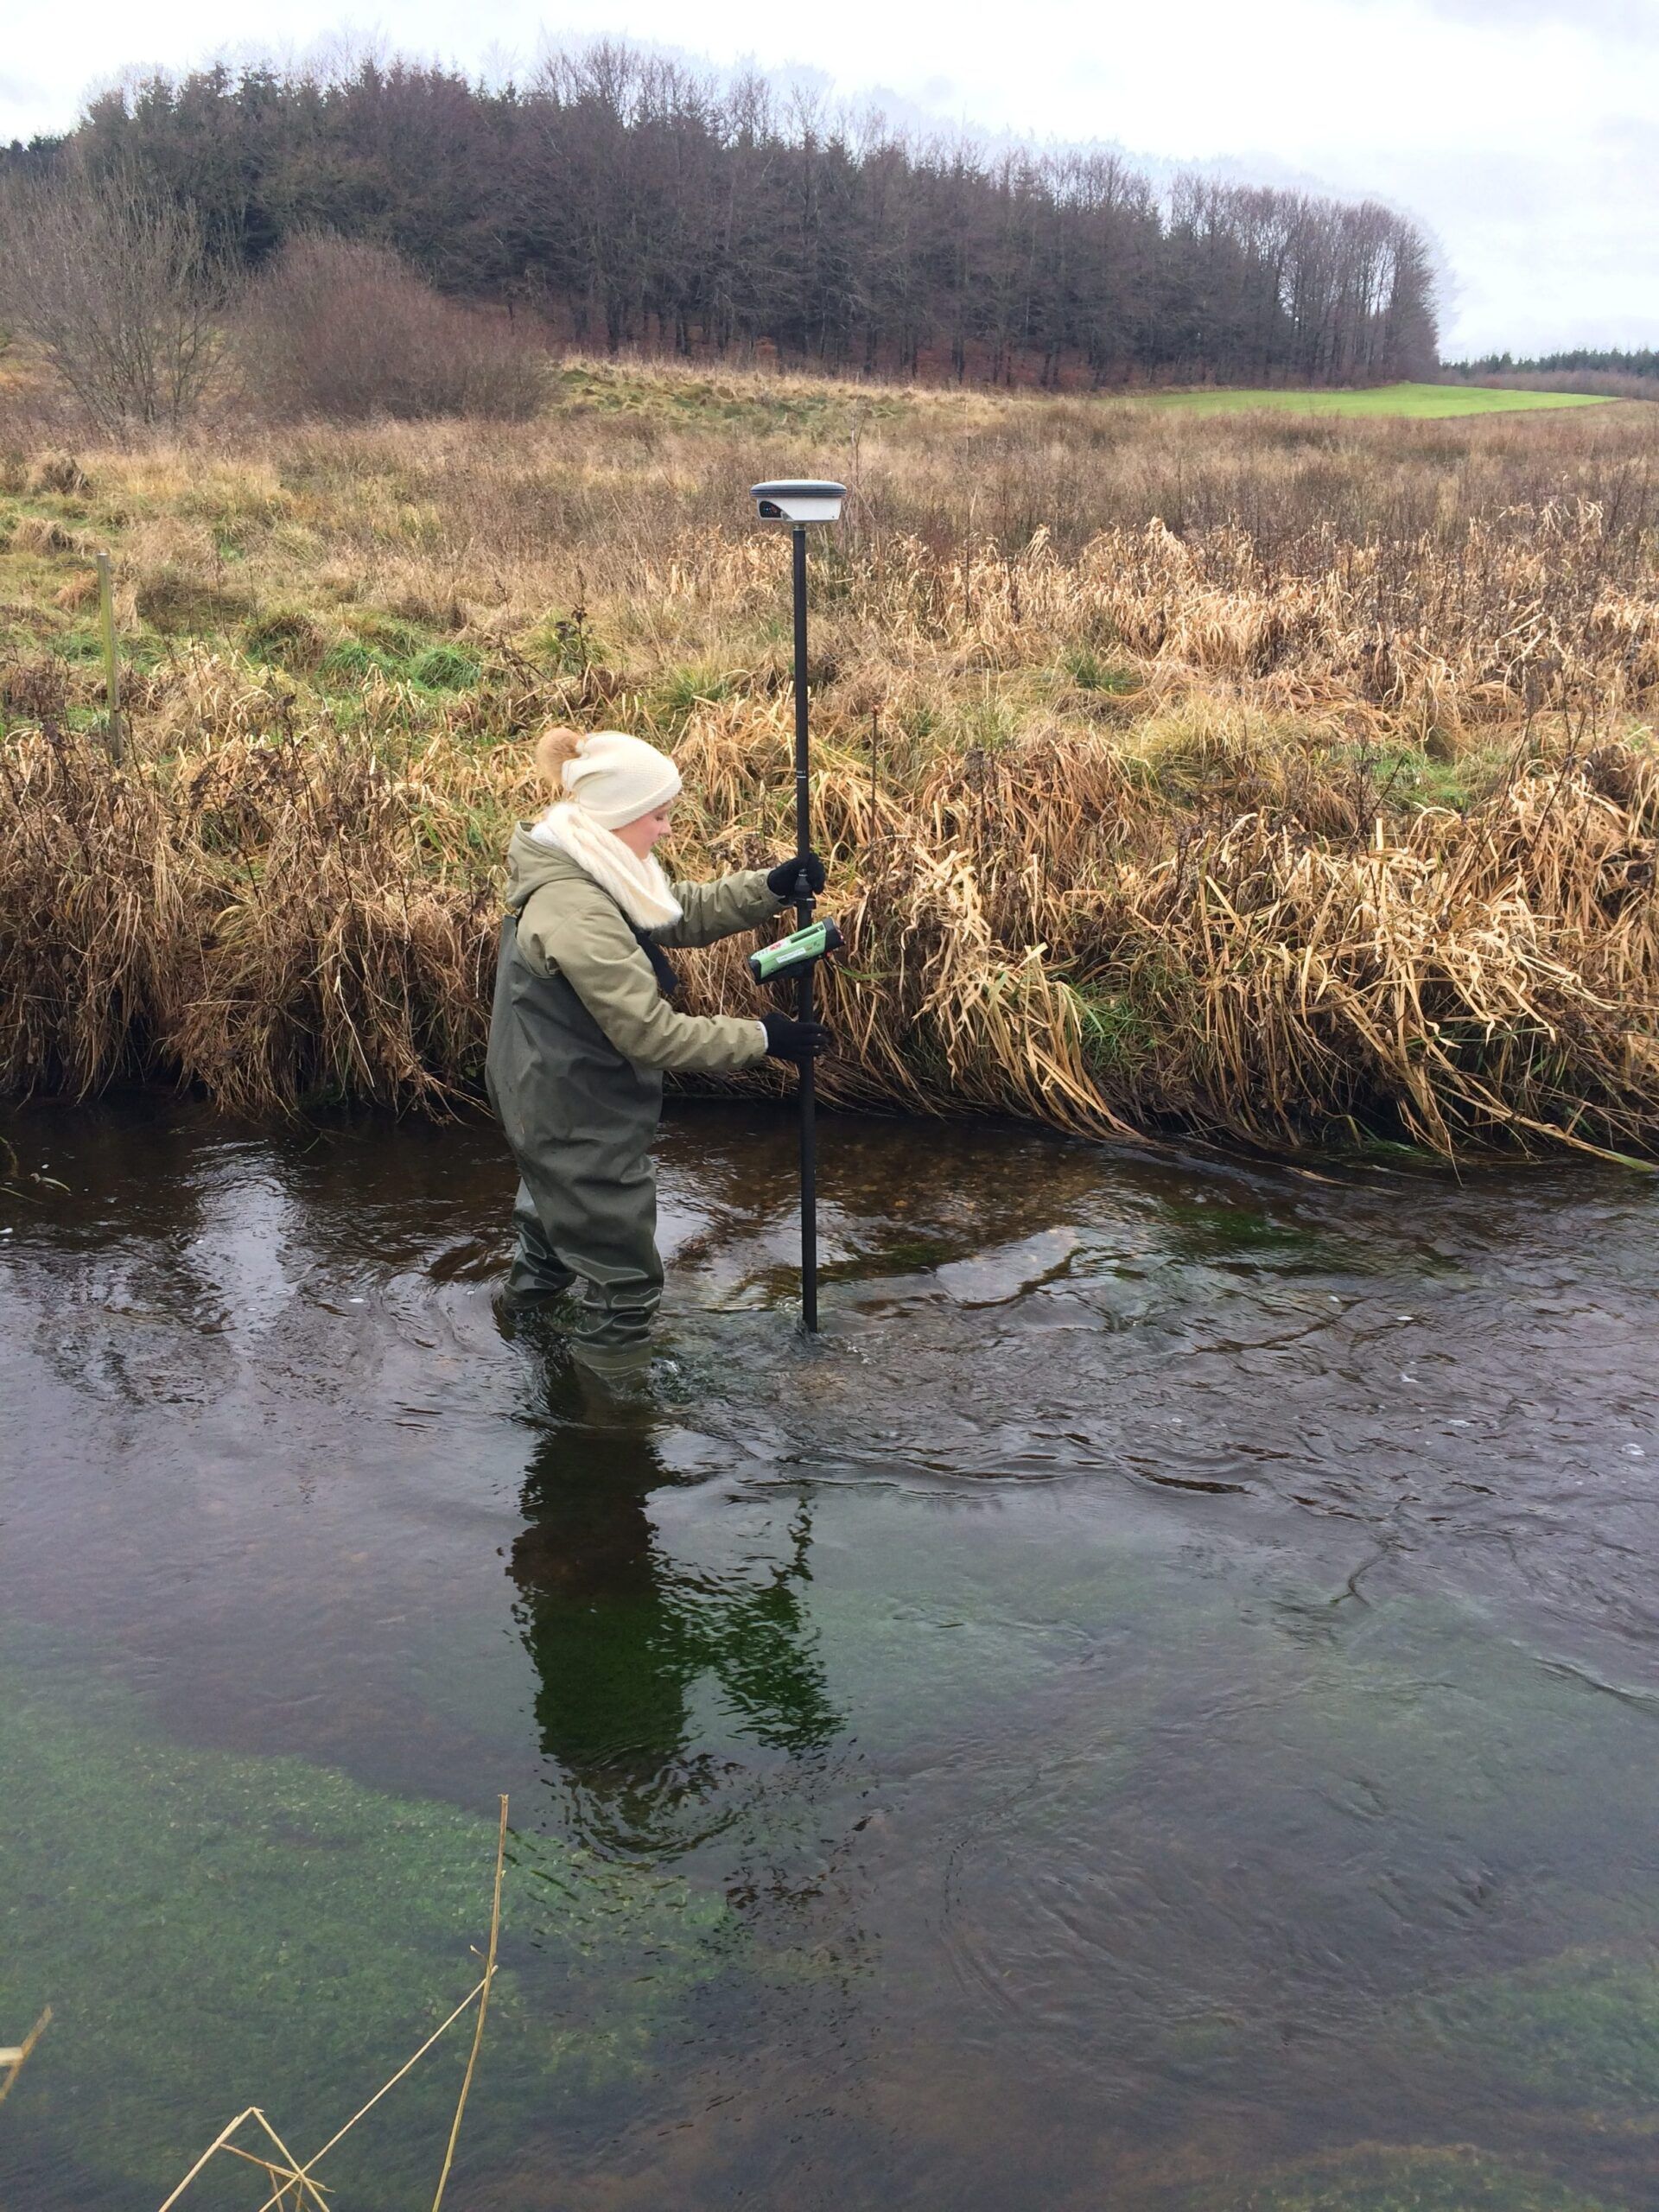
[1144,381,1618,419]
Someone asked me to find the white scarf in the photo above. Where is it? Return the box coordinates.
[528,799,683,931]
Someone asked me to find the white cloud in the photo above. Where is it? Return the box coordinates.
[1379,0,1658,31]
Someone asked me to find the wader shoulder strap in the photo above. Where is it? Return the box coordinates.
[632,928,681,1001]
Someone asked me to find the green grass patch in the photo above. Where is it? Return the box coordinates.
[410,643,481,690]
[527,606,606,675]
[648,660,747,729]
[1064,645,1140,695]
[342,609,435,658]
[50,626,110,664]
[314,619,481,693]
[241,604,330,670]
[1074,984,1156,1072]
[1322,739,1523,815]
[1143,382,1618,420]
[320,635,401,684]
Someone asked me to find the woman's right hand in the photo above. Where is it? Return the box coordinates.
[761,1013,835,1060]
[766,851,828,899]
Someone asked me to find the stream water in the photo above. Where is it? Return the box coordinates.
[3,1095,1659,2211]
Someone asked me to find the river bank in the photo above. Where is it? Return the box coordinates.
[3,369,1658,1156]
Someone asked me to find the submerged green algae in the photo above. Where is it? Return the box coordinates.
[0,1661,739,2207]
[1414,1944,1659,2124]
[1202,2144,1630,2212]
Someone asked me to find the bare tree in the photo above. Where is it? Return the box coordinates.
[0,160,226,437]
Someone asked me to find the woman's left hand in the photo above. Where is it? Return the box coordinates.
[766,850,827,899]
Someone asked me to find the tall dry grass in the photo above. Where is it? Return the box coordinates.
[3,364,1658,1158]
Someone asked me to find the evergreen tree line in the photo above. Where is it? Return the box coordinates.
[3,44,1440,388]
[1448,348,1659,380]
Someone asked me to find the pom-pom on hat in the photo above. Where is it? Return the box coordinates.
[534,725,682,830]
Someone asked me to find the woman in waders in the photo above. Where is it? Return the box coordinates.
[486,725,831,1381]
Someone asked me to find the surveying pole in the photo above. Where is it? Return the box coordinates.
[748,480,847,1333]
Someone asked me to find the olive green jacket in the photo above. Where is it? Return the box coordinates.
[501,826,781,1072]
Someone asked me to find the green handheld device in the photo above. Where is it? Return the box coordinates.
[747,918,843,985]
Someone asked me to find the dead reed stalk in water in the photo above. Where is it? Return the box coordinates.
[0,2007,52,2109]
[157,1795,510,2212]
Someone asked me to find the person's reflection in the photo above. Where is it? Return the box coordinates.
[508,1415,842,1857]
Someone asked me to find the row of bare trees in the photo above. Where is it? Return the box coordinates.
[3,43,1438,398]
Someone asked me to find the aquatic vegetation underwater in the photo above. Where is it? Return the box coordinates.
[0,1663,747,2208]
[2,367,1659,1156]
[15,1484,1659,2212]
[1196,2145,1630,2212]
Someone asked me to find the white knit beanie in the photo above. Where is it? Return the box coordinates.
[557,728,682,829]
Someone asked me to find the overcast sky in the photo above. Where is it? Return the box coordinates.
[3,0,1655,359]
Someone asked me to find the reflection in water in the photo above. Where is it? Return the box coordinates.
[510,1410,842,1858]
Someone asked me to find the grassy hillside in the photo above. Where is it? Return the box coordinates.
[3,358,1658,1160]
[1147,382,1619,418]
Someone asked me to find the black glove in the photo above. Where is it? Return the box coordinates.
[761,1012,834,1060]
[767,850,827,899]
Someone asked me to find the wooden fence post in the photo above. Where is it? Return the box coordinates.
[95,550,124,764]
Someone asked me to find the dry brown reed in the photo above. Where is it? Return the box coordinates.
[0,2007,52,2108]
[3,367,1658,1159]
[4,681,1656,1159]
